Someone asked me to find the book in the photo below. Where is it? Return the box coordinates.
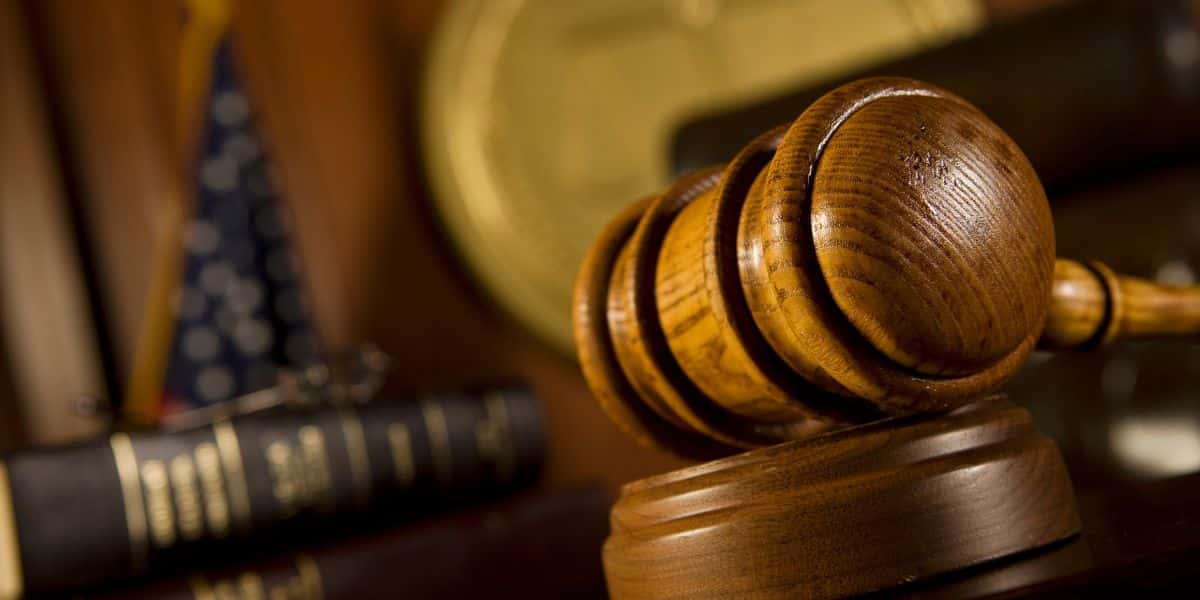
[0,387,543,596]
[92,486,611,600]
[672,0,1200,192]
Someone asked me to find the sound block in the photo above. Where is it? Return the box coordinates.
[603,396,1080,599]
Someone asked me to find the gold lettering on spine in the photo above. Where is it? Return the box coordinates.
[0,463,25,599]
[110,433,149,572]
[268,429,333,516]
[213,420,252,533]
[475,394,515,481]
[170,455,204,541]
[338,410,371,506]
[194,442,230,538]
[189,559,320,600]
[298,427,332,511]
[386,423,415,487]
[267,441,298,517]
[421,400,452,485]
[295,553,324,600]
[141,460,176,548]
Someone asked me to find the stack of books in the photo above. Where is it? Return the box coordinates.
[0,383,610,598]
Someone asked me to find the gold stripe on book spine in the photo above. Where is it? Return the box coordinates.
[478,394,515,481]
[110,433,149,573]
[194,442,230,538]
[0,463,24,599]
[421,400,452,485]
[338,408,371,507]
[386,423,415,487]
[213,420,253,533]
[170,455,205,541]
[140,459,176,548]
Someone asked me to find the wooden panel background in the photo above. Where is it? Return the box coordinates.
[21,0,181,397]
[0,0,106,447]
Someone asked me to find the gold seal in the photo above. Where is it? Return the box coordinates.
[421,0,984,354]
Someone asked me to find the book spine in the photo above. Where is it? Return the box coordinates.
[92,487,611,600]
[0,388,543,596]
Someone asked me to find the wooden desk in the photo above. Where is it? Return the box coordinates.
[889,469,1200,597]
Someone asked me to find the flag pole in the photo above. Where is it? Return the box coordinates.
[122,0,233,426]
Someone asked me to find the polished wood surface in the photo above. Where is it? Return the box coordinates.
[576,76,1200,454]
[883,466,1200,597]
[579,75,1198,598]
[735,79,1043,413]
[1043,258,1200,350]
[805,93,1052,377]
[604,397,1079,599]
[575,197,733,461]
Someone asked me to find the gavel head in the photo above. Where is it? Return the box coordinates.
[574,77,1056,457]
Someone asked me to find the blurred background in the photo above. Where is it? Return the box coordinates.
[4,0,1200,596]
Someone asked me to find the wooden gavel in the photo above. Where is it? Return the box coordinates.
[575,77,1200,458]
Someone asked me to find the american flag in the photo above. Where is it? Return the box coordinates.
[161,39,320,416]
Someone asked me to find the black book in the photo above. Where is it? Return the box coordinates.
[0,388,543,596]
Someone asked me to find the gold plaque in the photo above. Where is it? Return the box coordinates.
[422,0,984,354]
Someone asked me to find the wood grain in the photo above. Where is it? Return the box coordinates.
[743,78,1043,415]
[654,128,874,431]
[574,197,732,460]
[603,396,1080,599]
[610,170,725,434]
[579,78,1046,453]
[1041,258,1108,349]
[1042,258,1200,349]
[577,76,1200,453]
[811,94,1054,376]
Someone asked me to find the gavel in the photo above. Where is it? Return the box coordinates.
[576,77,1200,598]
[575,76,1200,458]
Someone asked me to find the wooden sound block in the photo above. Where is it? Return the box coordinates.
[603,396,1080,599]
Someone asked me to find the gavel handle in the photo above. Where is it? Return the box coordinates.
[1042,259,1200,350]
